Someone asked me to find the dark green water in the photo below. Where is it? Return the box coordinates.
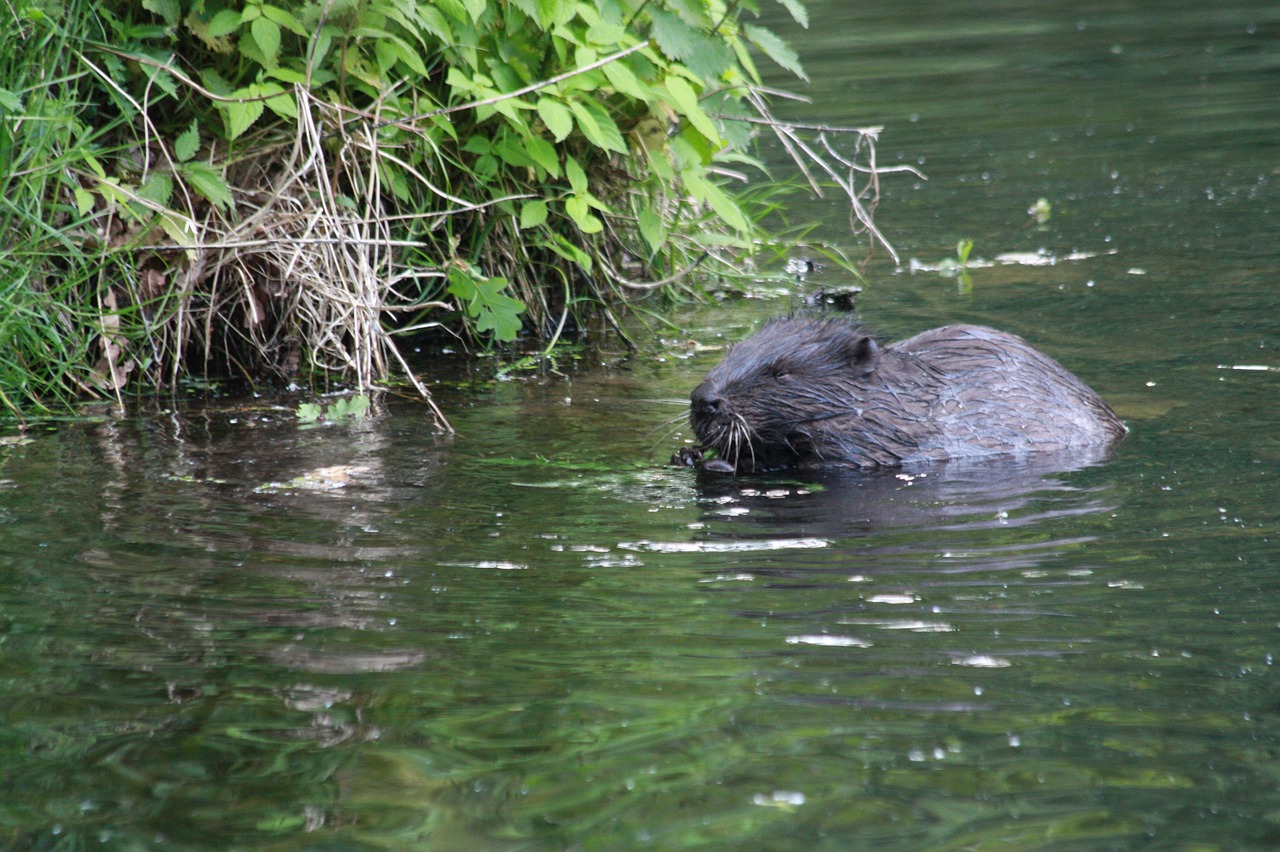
[4,1,1280,848]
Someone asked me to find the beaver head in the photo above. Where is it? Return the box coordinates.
[690,318,905,473]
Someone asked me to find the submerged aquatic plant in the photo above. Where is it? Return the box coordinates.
[296,395,370,426]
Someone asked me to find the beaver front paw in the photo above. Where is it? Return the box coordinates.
[700,457,737,475]
[671,446,704,468]
[671,447,737,474]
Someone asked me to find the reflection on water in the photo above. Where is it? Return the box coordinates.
[691,449,1118,534]
[3,0,1280,847]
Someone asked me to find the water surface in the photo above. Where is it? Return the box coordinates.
[3,0,1280,847]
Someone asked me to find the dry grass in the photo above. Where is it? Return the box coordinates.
[139,87,456,429]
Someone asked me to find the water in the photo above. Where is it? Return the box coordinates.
[3,1,1280,847]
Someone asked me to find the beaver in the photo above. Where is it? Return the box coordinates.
[683,317,1126,474]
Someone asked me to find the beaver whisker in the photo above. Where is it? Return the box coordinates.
[721,416,747,468]
[661,410,692,432]
[736,416,759,471]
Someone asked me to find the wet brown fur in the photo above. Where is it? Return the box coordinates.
[689,318,1126,473]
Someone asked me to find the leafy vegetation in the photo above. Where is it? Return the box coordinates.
[296,394,370,425]
[0,0,899,426]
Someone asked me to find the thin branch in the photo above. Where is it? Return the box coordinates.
[374,41,652,130]
[712,111,885,137]
[600,251,711,291]
[731,84,911,264]
[145,236,438,252]
[820,133,926,180]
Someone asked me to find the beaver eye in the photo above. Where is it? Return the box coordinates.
[771,365,791,381]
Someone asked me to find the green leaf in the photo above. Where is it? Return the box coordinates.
[490,96,531,124]
[0,87,23,112]
[568,98,627,154]
[574,45,598,70]
[488,58,525,93]
[524,134,561,177]
[250,16,281,68]
[494,134,536,169]
[83,153,107,179]
[138,173,173,206]
[388,36,429,77]
[564,156,588,194]
[774,0,809,27]
[267,67,307,84]
[200,68,233,98]
[379,161,410,202]
[374,39,398,74]
[638,206,666,255]
[671,131,714,170]
[547,234,593,270]
[327,395,369,421]
[447,269,526,342]
[224,89,264,141]
[520,199,548,229]
[445,66,476,96]
[682,168,750,233]
[533,0,569,28]
[142,0,180,26]
[174,120,199,162]
[729,33,762,86]
[341,43,382,89]
[565,195,603,233]
[663,76,721,144]
[704,91,754,151]
[645,144,675,181]
[536,97,573,142]
[260,4,307,36]
[586,21,627,46]
[144,64,179,100]
[206,8,241,38]
[95,178,129,210]
[156,208,197,248]
[418,6,453,41]
[473,154,498,181]
[296,403,321,423]
[73,187,95,216]
[259,82,297,119]
[178,161,234,212]
[648,8,700,63]
[602,59,650,101]
[648,9,734,81]
[434,0,469,25]
[310,25,336,68]
[744,24,807,81]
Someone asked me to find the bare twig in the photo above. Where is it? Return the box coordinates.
[374,41,653,130]
[730,85,914,264]
[600,252,711,291]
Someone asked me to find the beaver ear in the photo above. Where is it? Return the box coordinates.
[847,335,879,376]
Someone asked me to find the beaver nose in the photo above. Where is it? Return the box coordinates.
[691,381,721,417]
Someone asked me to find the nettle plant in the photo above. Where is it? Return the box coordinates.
[3,0,896,423]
